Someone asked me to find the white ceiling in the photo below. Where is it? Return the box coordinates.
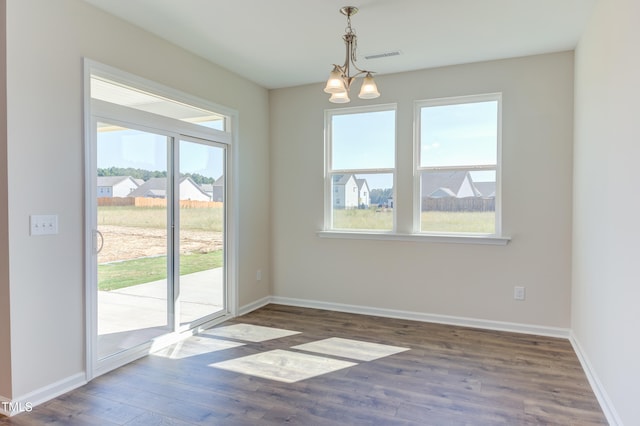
[83,0,596,89]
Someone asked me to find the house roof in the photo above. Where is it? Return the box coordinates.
[145,189,167,198]
[97,176,138,187]
[128,176,210,199]
[356,179,369,191]
[428,187,457,198]
[128,177,167,197]
[333,174,355,185]
[196,175,224,194]
[421,171,472,198]
[474,182,496,198]
[421,171,497,198]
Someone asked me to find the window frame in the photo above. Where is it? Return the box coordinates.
[413,93,503,237]
[324,103,398,232]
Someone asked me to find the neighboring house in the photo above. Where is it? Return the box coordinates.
[210,175,224,202]
[96,176,140,198]
[128,177,211,201]
[332,174,359,209]
[200,183,213,200]
[179,177,212,201]
[421,170,481,199]
[199,176,223,202]
[356,178,370,208]
[421,170,496,211]
[127,178,167,199]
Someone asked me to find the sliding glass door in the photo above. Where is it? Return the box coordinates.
[90,120,229,374]
[96,123,170,360]
[177,139,226,326]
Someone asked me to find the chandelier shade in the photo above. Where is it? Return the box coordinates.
[329,91,351,103]
[324,66,347,94]
[358,73,380,99]
[325,6,380,103]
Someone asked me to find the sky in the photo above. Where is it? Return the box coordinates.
[420,101,497,168]
[97,126,224,179]
[332,110,395,189]
[331,100,498,190]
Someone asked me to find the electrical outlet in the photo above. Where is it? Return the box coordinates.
[256,269,262,281]
[30,214,58,236]
[514,286,526,301]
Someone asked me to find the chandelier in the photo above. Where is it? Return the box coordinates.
[324,6,380,103]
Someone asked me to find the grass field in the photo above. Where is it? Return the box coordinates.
[421,211,495,233]
[333,208,394,230]
[97,205,223,291]
[99,250,223,291]
[98,205,223,231]
[333,208,494,233]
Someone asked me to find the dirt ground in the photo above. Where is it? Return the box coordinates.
[98,225,223,263]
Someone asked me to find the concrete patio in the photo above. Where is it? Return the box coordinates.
[98,267,224,359]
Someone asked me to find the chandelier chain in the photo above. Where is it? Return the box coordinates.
[345,12,358,64]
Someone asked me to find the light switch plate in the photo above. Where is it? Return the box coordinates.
[514,286,526,301]
[30,215,58,236]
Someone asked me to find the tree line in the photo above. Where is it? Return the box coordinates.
[370,188,393,205]
[98,167,216,185]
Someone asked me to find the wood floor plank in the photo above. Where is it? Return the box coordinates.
[0,304,607,425]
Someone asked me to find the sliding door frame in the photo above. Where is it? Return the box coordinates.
[83,59,239,379]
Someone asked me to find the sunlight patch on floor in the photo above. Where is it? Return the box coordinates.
[203,323,301,342]
[153,337,245,359]
[210,349,357,383]
[292,337,410,361]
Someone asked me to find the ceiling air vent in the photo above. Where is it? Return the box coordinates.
[364,51,401,60]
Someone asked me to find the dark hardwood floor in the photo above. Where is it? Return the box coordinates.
[1,304,607,425]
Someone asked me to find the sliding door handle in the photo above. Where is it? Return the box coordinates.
[95,230,104,254]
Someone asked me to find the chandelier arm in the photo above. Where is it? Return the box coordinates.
[343,31,372,75]
[350,62,370,75]
[342,36,351,85]
[351,69,372,78]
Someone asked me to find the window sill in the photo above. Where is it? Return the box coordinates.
[317,231,511,245]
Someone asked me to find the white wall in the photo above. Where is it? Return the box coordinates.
[0,0,12,401]
[270,52,574,328]
[5,0,270,399]
[573,0,640,424]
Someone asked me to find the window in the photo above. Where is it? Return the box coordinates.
[321,95,505,244]
[325,104,396,231]
[415,94,501,235]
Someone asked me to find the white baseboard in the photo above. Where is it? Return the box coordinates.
[570,332,623,426]
[0,372,86,417]
[268,296,571,338]
[0,394,10,417]
[238,296,271,316]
